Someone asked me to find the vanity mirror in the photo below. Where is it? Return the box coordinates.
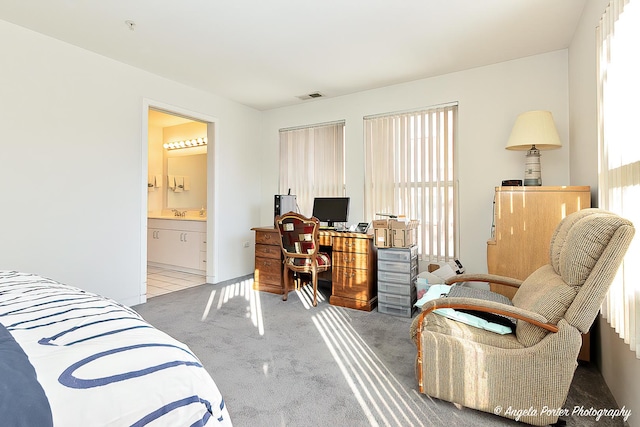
[166,153,207,210]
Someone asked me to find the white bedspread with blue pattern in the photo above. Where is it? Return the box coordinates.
[0,270,232,426]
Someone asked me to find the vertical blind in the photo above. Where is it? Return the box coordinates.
[279,121,346,216]
[597,0,640,358]
[364,104,458,262]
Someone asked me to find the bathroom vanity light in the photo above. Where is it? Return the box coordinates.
[163,137,207,150]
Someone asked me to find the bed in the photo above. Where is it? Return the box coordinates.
[0,270,232,426]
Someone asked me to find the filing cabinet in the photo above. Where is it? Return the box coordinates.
[377,246,418,317]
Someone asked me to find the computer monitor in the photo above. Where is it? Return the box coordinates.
[312,197,350,228]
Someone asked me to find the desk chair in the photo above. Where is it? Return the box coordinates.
[275,211,331,307]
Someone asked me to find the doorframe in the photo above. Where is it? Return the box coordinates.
[140,98,219,301]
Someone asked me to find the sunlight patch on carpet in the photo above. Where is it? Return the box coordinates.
[200,278,265,335]
[294,283,327,309]
[312,306,430,426]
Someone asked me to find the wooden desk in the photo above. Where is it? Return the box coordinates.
[251,227,377,311]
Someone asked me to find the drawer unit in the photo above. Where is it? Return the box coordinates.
[377,246,418,317]
[329,233,377,311]
[254,257,282,286]
[333,251,371,270]
[332,236,370,253]
[378,259,417,274]
[378,281,415,296]
[331,236,376,308]
[377,245,418,262]
[378,301,415,318]
[377,267,417,285]
[378,288,416,306]
[252,227,284,294]
[255,243,281,259]
[256,229,280,246]
[331,267,371,300]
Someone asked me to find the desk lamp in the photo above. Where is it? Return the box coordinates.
[506,110,562,186]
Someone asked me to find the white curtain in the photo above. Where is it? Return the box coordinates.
[279,121,345,216]
[364,104,458,262]
[597,0,640,358]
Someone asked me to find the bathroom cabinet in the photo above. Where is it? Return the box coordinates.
[148,218,206,273]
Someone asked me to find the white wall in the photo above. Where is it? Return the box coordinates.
[569,1,640,423]
[261,51,570,274]
[147,125,164,213]
[0,19,262,305]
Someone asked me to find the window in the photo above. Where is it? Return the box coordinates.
[364,104,458,262]
[279,121,345,215]
[597,0,640,357]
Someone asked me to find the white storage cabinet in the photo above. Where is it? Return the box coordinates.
[148,218,206,273]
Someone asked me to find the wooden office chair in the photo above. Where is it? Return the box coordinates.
[275,211,331,307]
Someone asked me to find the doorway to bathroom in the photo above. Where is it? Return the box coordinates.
[143,102,217,300]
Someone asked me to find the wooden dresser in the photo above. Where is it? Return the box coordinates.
[251,227,377,311]
[487,186,591,298]
[487,185,591,360]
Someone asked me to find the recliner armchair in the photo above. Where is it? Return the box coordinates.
[410,208,635,425]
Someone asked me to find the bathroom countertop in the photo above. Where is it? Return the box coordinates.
[147,214,206,222]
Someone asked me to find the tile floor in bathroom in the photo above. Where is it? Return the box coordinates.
[146,265,206,298]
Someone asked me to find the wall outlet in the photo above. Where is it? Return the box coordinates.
[243,241,250,248]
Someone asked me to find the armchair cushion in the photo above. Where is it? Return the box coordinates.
[413,285,515,335]
[447,284,517,330]
[559,213,623,286]
[512,265,578,346]
[549,208,597,277]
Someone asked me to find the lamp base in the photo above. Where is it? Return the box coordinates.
[524,146,542,186]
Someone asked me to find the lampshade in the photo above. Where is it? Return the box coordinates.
[506,110,562,150]
[506,110,561,186]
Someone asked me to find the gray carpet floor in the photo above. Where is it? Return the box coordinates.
[133,277,627,427]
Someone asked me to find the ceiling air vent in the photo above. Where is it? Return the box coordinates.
[296,92,324,100]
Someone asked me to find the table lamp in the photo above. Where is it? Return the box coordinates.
[506,110,562,186]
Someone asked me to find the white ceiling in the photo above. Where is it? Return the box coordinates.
[0,0,586,111]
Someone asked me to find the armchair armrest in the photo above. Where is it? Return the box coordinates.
[418,297,558,333]
[445,273,523,289]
